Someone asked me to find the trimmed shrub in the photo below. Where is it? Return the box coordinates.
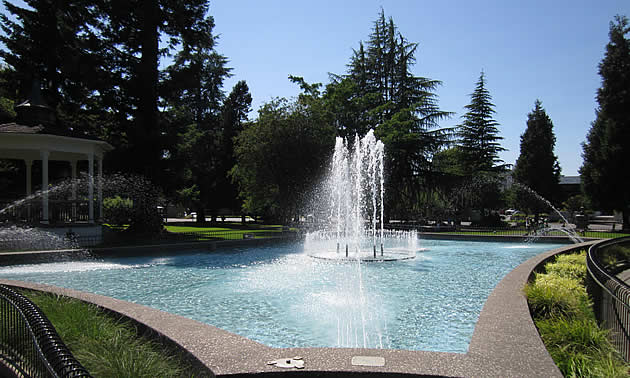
[525,273,590,319]
[554,251,587,267]
[103,196,133,226]
[545,261,588,283]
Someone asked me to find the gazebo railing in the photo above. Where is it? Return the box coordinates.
[0,199,97,225]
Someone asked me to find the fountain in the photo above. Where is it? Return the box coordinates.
[511,182,584,243]
[305,130,418,261]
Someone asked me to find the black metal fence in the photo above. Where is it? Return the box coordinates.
[587,236,630,362]
[0,285,91,377]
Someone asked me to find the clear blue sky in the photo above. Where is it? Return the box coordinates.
[209,0,629,176]
[2,0,628,176]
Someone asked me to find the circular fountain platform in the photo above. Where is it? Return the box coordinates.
[310,254,416,262]
[307,248,426,262]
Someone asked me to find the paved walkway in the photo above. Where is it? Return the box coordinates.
[617,269,630,285]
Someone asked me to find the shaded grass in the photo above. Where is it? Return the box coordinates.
[22,290,201,377]
[525,251,629,377]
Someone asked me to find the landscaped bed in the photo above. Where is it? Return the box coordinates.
[21,290,201,377]
[525,250,629,377]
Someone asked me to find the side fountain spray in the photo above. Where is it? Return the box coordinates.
[512,182,584,243]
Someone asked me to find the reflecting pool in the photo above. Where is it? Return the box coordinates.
[0,239,563,353]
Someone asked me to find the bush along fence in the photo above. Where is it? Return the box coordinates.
[0,285,92,377]
[587,236,630,363]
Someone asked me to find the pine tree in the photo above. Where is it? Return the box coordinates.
[580,15,630,228]
[158,8,239,221]
[326,9,451,218]
[214,80,252,213]
[457,71,505,175]
[513,100,561,203]
[0,0,105,134]
[97,0,215,180]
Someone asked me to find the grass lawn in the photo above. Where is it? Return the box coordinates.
[165,226,236,232]
[164,224,287,240]
[99,223,290,244]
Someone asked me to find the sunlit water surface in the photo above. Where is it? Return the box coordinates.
[0,239,562,353]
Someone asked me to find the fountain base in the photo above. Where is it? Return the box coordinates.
[309,254,416,262]
[307,247,425,262]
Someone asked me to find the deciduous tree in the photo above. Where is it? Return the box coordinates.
[231,96,335,223]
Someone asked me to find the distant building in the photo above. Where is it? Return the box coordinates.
[559,175,581,201]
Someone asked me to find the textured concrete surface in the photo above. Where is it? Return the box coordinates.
[0,240,597,377]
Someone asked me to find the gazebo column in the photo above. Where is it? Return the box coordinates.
[97,155,103,222]
[71,160,77,221]
[88,152,94,223]
[25,159,32,197]
[25,159,32,220]
[40,150,49,224]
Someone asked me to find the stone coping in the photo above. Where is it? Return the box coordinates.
[0,240,597,377]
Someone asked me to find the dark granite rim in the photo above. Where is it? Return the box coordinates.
[0,240,597,377]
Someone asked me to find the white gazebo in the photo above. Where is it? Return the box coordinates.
[0,94,113,227]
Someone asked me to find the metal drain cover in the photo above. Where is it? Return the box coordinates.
[351,356,385,367]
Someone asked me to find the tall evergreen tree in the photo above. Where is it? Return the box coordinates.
[159,13,242,221]
[513,100,561,206]
[213,80,252,214]
[326,9,451,219]
[457,71,505,175]
[97,0,216,181]
[581,15,630,228]
[0,0,105,134]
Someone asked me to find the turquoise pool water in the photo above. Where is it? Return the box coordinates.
[0,239,563,353]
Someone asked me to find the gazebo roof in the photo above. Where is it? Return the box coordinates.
[0,81,113,162]
[0,121,104,140]
[0,121,113,162]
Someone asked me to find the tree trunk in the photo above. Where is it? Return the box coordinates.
[195,206,205,224]
[137,0,160,180]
